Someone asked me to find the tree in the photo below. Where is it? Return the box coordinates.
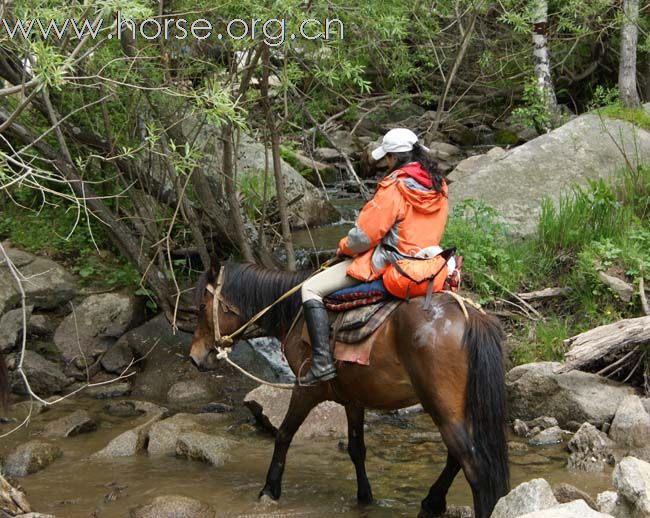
[619,0,641,107]
[531,0,560,129]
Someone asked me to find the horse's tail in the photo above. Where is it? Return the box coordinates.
[0,351,9,412]
[463,310,509,515]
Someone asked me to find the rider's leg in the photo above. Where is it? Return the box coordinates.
[299,259,356,385]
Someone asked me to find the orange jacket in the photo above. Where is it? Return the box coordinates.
[338,163,448,282]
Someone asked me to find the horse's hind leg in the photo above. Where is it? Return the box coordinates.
[345,405,373,505]
[418,452,461,517]
[259,387,322,501]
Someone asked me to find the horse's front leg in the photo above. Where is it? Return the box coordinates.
[259,387,322,501]
[345,405,373,505]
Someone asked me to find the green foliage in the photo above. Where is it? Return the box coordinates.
[512,79,552,131]
[596,104,650,132]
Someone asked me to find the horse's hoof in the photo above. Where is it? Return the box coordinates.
[258,494,279,507]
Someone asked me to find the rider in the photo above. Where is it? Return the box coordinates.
[298,128,449,385]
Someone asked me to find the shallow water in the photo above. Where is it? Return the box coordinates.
[1,397,612,518]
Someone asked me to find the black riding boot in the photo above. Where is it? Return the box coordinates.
[298,299,337,386]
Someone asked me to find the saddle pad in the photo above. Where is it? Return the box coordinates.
[324,279,390,311]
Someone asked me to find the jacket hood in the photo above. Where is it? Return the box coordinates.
[393,163,447,214]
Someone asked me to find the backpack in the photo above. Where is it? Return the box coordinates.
[382,247,456,306]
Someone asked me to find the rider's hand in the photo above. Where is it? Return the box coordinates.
[335,247,347,258]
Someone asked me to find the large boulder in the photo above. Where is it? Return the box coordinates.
[567,423,615,472]
[130,495,214,518]
[448,107,650,234]
[3,441,62,477]
[53,293,143,363]
[0,246,76,314]
[613,457,650,517]
[175,431,236,467]
[229,338,295,384]
[609,396,650,449]
[491,478,559,518]
[41,409,98,438]
[148,413,227,456]
[7,350,71,397]
[517,499,613,517]
[0,306,32,352]
[244,385,346,440]
[166,380,211,406]
[506,362,634,428]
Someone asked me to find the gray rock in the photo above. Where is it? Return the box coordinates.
[613,456,650,517]
[53,293,142,363]
[506,362,634,428]
[229,338,295,384]
[4,440,62,477]
[175,431,236,467]
[508,441,529,455]
[553,483,598,510]
[7,350,71,397]
[86,382,132,399]
[27,314,57,336]
[529,426,565,446]
[92,409,165,458]
[148,413,227,456]
[41,409,97,438]
[244,385,347,439]
[491,478,559,518]
[0,250,76,314]
[628,446,650,464]
[609,396,650,449]
[103,399,166,418]
[518,499,613,517]
[441,506,473,518]
[448,108,650,235]
[130,495,214,518]
[597,272,634,302]
[528,416,559,430]
[0,306,32,352]
[596,491,619,515]
[567,423,615,472]
[314,147,343,162]
[428,141,461,160]
[513,419,529,437]
[15,513,58,518]
[166,380,211,406]
[100,338,134,374]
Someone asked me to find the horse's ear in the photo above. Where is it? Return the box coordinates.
[209,256,220,280]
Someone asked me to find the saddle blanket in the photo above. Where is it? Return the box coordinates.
[300,299,402,366]
[323,279,389,311]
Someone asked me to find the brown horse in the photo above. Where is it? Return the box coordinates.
[190,260,509,518]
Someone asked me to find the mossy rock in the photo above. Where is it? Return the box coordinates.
[495,129,519,146]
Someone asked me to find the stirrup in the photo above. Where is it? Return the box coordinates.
[298,368,337,386]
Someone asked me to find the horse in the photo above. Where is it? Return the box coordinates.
[190,259,509,518]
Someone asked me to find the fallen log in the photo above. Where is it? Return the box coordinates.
[517,287,571,302]
[556,316,650,374]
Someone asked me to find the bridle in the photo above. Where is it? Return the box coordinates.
[204,266,240,346]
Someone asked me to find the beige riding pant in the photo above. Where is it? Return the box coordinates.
[301,259,358,302]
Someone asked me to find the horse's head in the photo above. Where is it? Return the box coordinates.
[190,259,244,369]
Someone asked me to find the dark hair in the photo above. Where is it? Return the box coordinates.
[388,142,444,193]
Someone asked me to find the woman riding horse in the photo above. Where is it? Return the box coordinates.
[299,127,448,385]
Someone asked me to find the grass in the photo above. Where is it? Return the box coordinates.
[596,103,650,132]
[446,164,650,365]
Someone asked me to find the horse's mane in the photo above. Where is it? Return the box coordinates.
[196,262,312,336]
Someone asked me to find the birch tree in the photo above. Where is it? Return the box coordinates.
[619,0,641,107]
[532,0,560,129]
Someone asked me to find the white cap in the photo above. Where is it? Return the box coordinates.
[371,128,428,161]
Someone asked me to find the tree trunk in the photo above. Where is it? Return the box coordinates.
[532,0,560,129]
[619,0,641,107]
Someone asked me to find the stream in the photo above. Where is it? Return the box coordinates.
[1,395,612,517]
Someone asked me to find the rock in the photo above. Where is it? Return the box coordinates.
[103,399,166,418]
[4,440,62,477]
[27,314,57,336]
[86,382,132,399]
[0,306,32,352]
[491,478,559,518]
[244,385,347,439]
[609,396,650,449]
[513,419,529,437]
[597,272,634,302]
[167,380,211,406]
[448,109,650,235]
[229,338,295,384]
[100,338,135,374]
[441,505,473,518]
[506,362,634,428]
[448,154,496,183]
[53,293,142,363]
[596,491,619,515]
[517,499,613,517]
[0,473,32,515]
[567,423,615,472]
[41,409,97,438]
[0,248,77,314]
[508,441,529,455]
[15,513,57,517]
[643,399,650,416]
[7,350,71,397]
[528,416,559,430]
[613,456,650,517]
[628,446,650,464]
[92,409,165,458]
[175,431,236,467]
[130,495,214,518]
[314,147,343,162]
[148,413,227,456]
[553,483,598,510]
[201,402,233,414]
[428,141,461,160]
[529,426,565,446]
